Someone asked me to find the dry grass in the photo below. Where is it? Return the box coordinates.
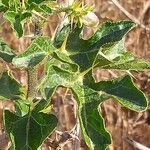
[0,0,150,149]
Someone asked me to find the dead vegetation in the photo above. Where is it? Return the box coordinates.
[0,0,150,149]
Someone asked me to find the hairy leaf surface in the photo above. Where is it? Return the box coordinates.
[13,37,57,68]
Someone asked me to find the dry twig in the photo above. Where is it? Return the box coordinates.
[124,137,150,150]
[111,0,150,31]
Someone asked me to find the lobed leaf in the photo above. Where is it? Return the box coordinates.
[41,56,148,150]
[0,39,15,63]
[40,61,111,149]
[90,75,148,112]
[0,72,24,100]
[95,40,150,71]
[54,21,135,71]
[4,108,57,150]
[4,11,32,37]
[72,84,111,150]
[13,37,57,68]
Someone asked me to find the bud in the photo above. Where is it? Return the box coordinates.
[83,12,99,27]
[57,0,74,7]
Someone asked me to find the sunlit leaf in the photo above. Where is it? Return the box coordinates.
[54,21,135,71]
[4,11,32,37]
[90,75,148,112]
[13,37,57,68]
[40,57,148,150]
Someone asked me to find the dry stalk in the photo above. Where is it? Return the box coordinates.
[124,137,150,150]
[111,0,150,32]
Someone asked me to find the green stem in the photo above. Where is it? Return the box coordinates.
[22,0,25,9]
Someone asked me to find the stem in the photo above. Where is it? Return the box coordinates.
[22,0,25,9]
[27,67,38,100]
[32,10,48,21]
[26,21,40,101]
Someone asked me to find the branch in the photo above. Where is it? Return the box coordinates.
[124,137,150,150]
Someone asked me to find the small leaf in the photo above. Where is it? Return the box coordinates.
[1,0,9,6]
[90,75,148,112]
[4,11,32,37]
[0,5,7,12]
[13,37,57,68]
[28,3,52,14]
[4,109,58,150]
[0,39,15,63]
[0,72,24,100]
[28,0,49,5]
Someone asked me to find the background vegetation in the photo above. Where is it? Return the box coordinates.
[0,0,150,149]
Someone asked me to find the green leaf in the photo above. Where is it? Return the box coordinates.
[1,0,9,6]
[13,37,57,68]
[15,100,30,116]
[0,0,8,12]
[40,4,52,14]
[39,20,148,150]
[28,3,52,14]
[90,75,148,112]
[41,57,148,149]
[52,51,79,72]
[0,72,24,100]
[0,5,7,12]
[4,11,32,37]
[28,0,50,5]
[54,21,135,71]
[0,39,15,63]
[72,84,111,150]
[102,57,150,71]
[40,62,111,150]
[4,109,58,150]
[28,0,48,4]
[95,40,150,71]
[40,64,78,100]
